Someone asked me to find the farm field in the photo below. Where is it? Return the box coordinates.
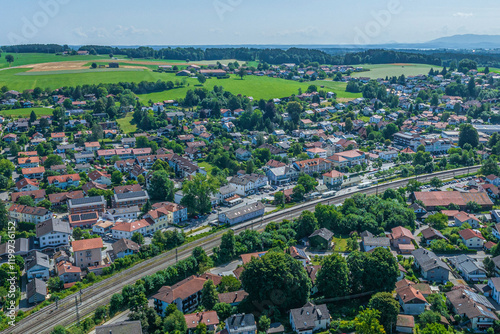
[0,53,110,69]
[0,66,361,102]
[351,63,441,79]
[138,75,361,102]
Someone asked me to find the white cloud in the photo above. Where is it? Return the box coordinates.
[453,12,474,18]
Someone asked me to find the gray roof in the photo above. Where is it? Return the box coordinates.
[27,278,47,299]
[0,238,30,257]
[112,238,140,255]
[449,255,486,276]
[114,191,149,201]
[107,206,140,215]
[25,251,50,271]
[290,303,330,331]
[412,248,449,273]
[363,236,390,248]
[309,228,334,241]
[36,218,71,238]
[219,185,236,195]
[95,321,143,334]
[446,288,497,320]
[226,313,256,331]
[68,196,105,207]
[489,277,500,291]
[223,202,265,220]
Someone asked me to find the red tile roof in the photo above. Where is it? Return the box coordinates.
[184,311,219,329]
[72,237,103,252]
[458,229,485,240]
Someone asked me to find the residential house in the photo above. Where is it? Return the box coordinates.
[420,227,448,246]
[226,314,257,334]
[396,315,415,334]
[68,212,99,228]
[47,174,81,190]
[27,278,47,304]
[88,170,112,186]
[266,166,299,185]
[11,189,45,204]
[185,311,219,334]
[111,238,140,259]
[289,246,310,266]
[56,261,82,284]
[72,237,103,269]
[111,220,150,240]
[48,190,85,207]
[308,228,334,249]
[449,255,487,282]
[36,218,71,249]
[152,202,188,224]
[458,229,485,248]
[293,158,332,175]
[396,284,428,315]
[412,248,450,283]
[112,191,149,209]
[25,251,50,281]
[289,303,330,334]
[454,212,481,228]
[446,288,498,331]
[9,204,51,224]
[142,207,173,233]
[153,274,222,315]
[15,178,39,192]
[487,277,500,304]
[360,231,390,252]
[229,174,268,196]
[22,167,45,180]
[68,196,106,214]
[390,226,415,254]
[218,290,249,306]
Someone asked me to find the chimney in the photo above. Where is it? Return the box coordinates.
[403,294,406,299]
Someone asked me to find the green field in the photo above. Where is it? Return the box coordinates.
[138,75,360,102]
[0,107,54,117]
[351,63,441,79]
[479,67,500,74]
[0,65,360,101]
[0,53,110,69]
[116,114,137,133]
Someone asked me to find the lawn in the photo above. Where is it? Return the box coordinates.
[351,63,442,79]
[333,236,348,252]
[0,107,54,117]
[116,114,137,133]
[197,161,215,175]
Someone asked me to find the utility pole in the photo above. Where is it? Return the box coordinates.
[175,248,178,263]
[75,296,80,324]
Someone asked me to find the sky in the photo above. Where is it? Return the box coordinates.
[1,0,500,46]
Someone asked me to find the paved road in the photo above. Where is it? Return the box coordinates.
[1,165,482,334]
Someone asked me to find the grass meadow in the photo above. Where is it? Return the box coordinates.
[351,63,442,79]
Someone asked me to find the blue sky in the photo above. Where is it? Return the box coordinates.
[1,0,499,46]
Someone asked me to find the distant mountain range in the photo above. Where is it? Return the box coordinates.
[423,34,500,49]
[66,34,500,51]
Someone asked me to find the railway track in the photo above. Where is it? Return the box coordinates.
[2,165,480,334]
